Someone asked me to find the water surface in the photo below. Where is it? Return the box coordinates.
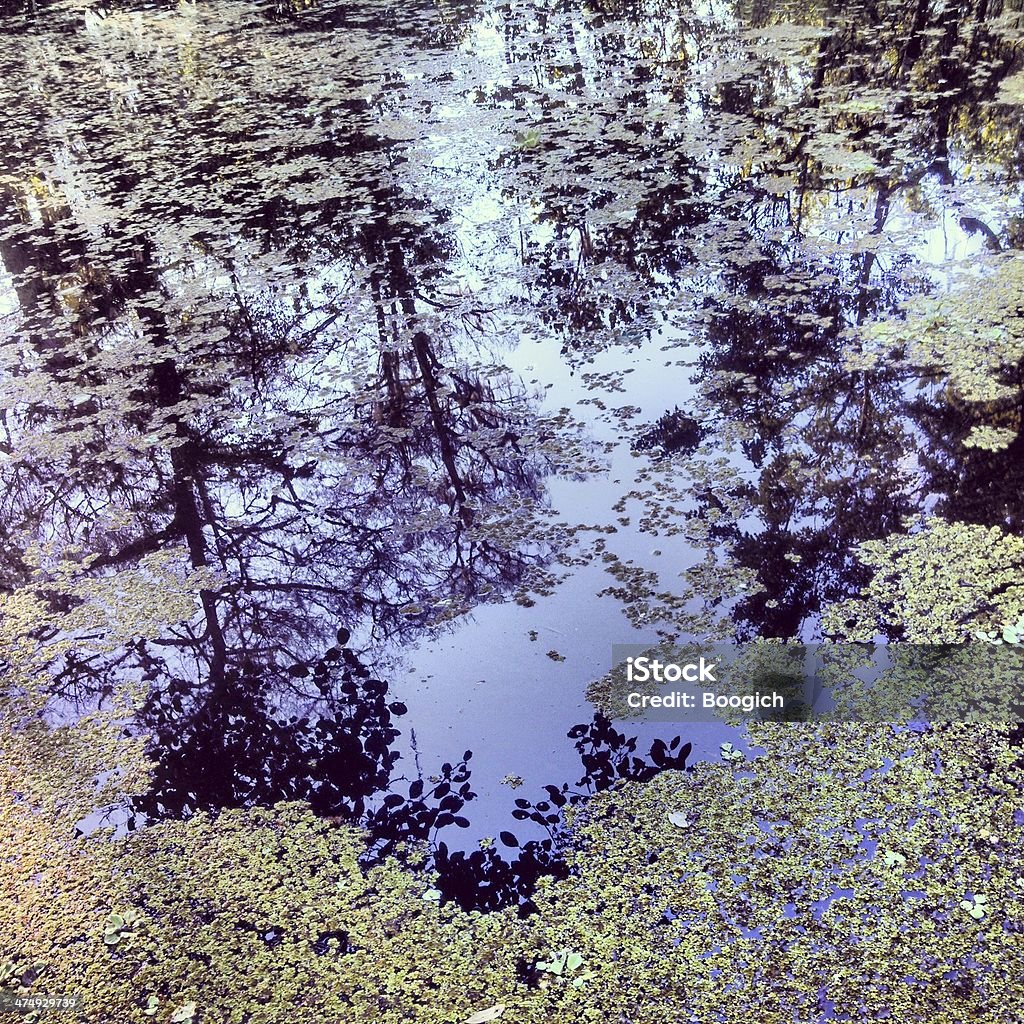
[2,0,1023,855]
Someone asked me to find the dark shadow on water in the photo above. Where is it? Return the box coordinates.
[132,636,692,914]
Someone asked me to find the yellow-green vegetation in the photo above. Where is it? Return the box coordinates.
[536,722,1024,1023]
[823,517,1024,643]
[0,546,218,720]
[2,0,1024,1018]
[0,708,516,1024]
[5,504,1024,1022]
[848,256,1024,448]
[4,709,1023,1023]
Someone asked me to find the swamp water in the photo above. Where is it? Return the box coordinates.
[2,0,1024,908]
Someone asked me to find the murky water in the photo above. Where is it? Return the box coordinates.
[2,0,1023,864]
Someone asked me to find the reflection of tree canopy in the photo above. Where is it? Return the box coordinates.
[480,0,1023,345]
[2,7,1024,1018]
[130,633,485,867]
[480,0,1024,638]
[0,1,612,914]
[2,0,1020,656]
[128,629,694,914]
[0,0,582,713]
[1,0,1024,851]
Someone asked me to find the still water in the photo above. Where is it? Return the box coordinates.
[1,0,1022,873]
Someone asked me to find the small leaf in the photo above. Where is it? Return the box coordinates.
[464,1004,505,1024]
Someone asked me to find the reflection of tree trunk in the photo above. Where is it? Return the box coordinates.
[151,354,228,681]
[125,242,228,684]
[381,350,404,419]
[898,0,933,77]
[851,184,891,450]
[852,184,891,326]
[0,211,52,326]
[563,20,586,93]
[412,331,473,525]
[379,244,475,525]
[370,269,408,426]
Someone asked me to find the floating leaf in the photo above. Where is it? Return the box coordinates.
[667,811,695,828]
[464,1004,505,1024]
[882,850,906,870]
[962,425,1017,452]
[997,69,1024,104]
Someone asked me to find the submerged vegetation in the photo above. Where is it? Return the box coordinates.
[2,0,1024,1019]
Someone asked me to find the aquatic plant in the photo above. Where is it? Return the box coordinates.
[101,909,145,947]
[823,518,1024,643]
[4,710,1022,1023]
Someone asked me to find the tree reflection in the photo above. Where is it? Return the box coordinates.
[2,0,1024,898]
[0,1,577,873]
[131,633,481,864]
[0,0,568,696]
[480,0,1024,637]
